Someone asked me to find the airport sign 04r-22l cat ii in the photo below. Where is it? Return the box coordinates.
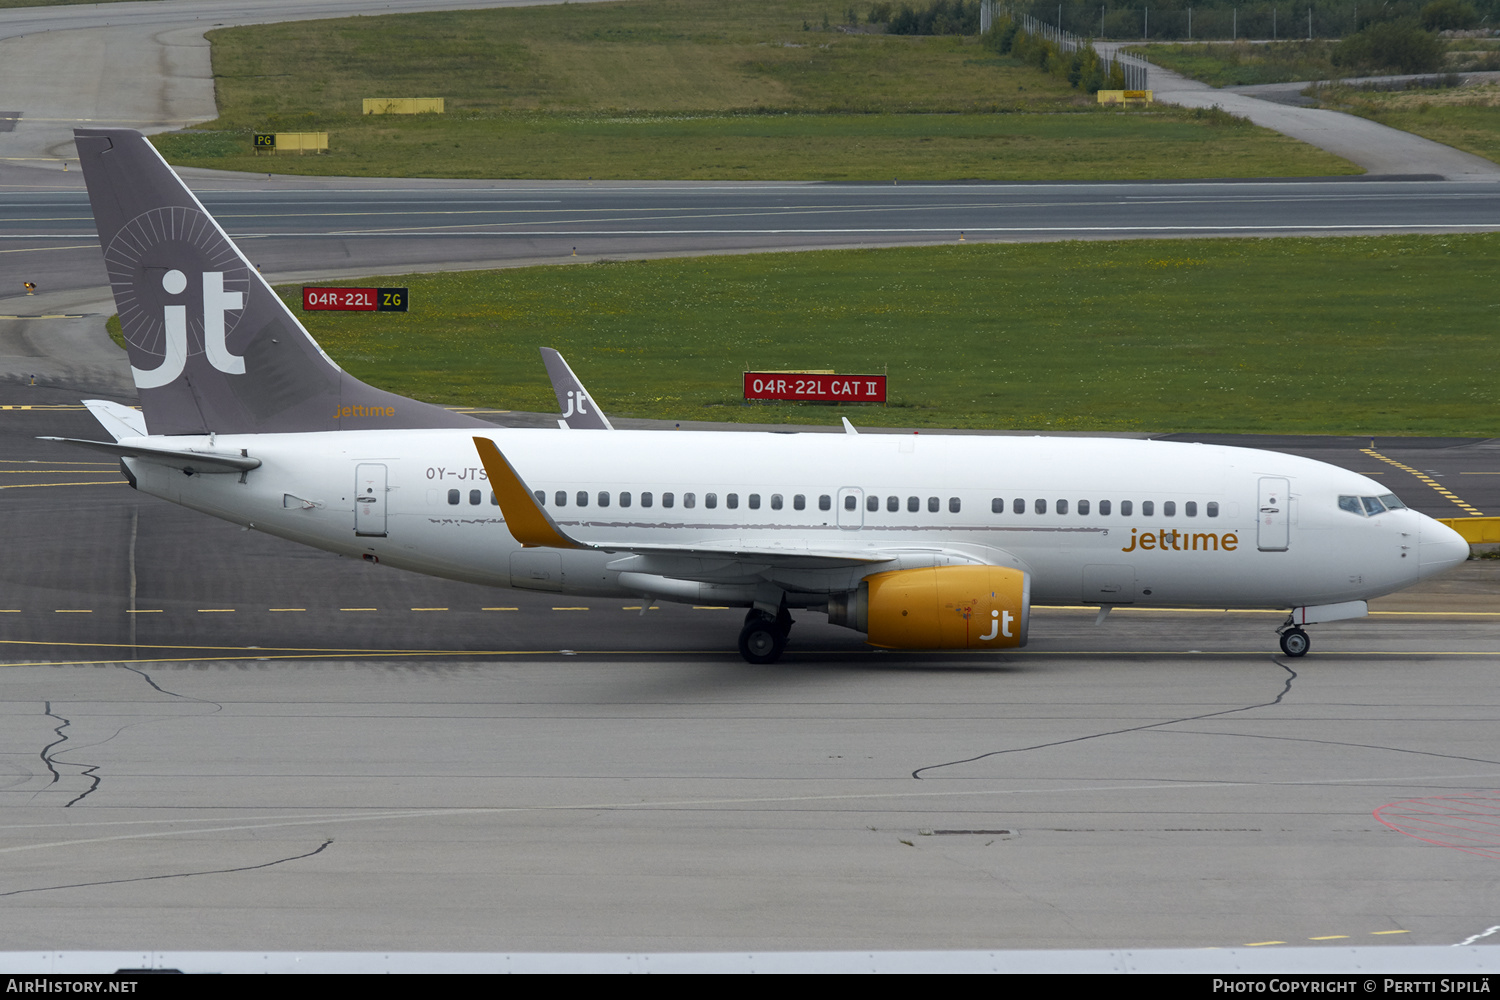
[50,129,1469,663]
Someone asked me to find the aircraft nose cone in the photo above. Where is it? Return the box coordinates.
[1419,518,1470,580]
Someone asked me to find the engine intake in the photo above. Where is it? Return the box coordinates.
[827,565,1030,649]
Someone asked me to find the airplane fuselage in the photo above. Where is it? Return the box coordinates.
[123,428,1456,613]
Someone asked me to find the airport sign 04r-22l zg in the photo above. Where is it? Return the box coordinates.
[302,287,409,312]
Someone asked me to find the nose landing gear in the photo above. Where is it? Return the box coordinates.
[1277,624,1310,657]
[739,606,794,664]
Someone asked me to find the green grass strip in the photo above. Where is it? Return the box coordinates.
[273,233,1500,436]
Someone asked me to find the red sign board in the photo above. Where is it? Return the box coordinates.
[744,372,886,402]
[302,287,408,312]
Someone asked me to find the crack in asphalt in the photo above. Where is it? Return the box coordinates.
[911,659,1298,779]
[31,700,103,807]
[0,838,334,898]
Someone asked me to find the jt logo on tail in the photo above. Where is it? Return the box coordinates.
[133,269,245,388]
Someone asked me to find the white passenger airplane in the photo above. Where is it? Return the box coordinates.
[54,128,1470,663]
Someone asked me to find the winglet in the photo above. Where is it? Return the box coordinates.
[473,437,585,549]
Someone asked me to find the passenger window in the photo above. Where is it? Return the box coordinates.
[794,494,806,510]
[704,493,717,509]
[662,492,675,508]
[992,498,1003,514]
[949,497,961,513]
[1100,500,1111,515]
[641,492,654,508]
[598,491,610,508]
[845,495,858,512]
[819,495,832,511]
[1206,501,1218,517]
[533,490,545,504]
[909,496,921,513]
[1121,500,1133,516]
[927,497,939,513]
[1163,501,1175,517]
[1338,496,1363,515]
[771,494,784,510]
[1013,498,1025,515]
[1185,501,1197,517]
[554,491,567,507]
[448,489,460,505]
[491,492,498,506]
[684,493,697,509]
[889,496,901,513]
[620,492,632,508]
[866,494,878,512]
[1078,499,1090,515]
[727,493,738,509]
[469,490,481,505]
[1142,501,1154,516]
[749,494,760,509]
[1035,499,1047,515]
[1057,499,1069,515]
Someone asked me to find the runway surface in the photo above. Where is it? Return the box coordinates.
[3,394,1500,953]
[8,177,1500,297]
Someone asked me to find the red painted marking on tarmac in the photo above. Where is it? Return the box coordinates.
[1374,792,1500,859]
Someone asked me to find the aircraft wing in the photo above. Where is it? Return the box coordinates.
[475,436,891,568]
[40,436,261,475]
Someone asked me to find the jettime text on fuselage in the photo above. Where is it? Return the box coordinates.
[1121,528,1239,553]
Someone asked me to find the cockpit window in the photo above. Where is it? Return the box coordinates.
[1341,495,1395,516]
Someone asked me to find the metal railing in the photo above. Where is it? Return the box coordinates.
[982,1,1150,89]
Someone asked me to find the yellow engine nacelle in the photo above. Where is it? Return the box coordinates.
[826,565,1030,650]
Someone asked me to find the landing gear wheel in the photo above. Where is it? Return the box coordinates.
[1279,628,1310,657]
[738,619,784,664]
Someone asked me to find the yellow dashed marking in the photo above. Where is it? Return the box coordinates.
[0,610,19,613]
[1372,930,1410,936]
[552,607,589,611]
[482,607,518,611]
[1245,941,1285,947]
[197,609,234,613]
[1309,935,1349,940]
[0,481,125,489]
[269,608,305,612]
[1362,448,1484,516]
[126,609,162,614]
[411,607,448,611]
[340,608,377,612]
[53,609,91,613]
[692,606,731,610]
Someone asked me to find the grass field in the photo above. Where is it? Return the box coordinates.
[1313,82,1500,165]
[1126,40,1345,87]
[151,0,1356,180]
[267,233,1500,436]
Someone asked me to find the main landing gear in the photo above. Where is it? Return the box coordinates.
[1277,624,1311,657]
[739,606,794,664]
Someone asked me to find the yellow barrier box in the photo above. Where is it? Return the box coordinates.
[273,132,328,154]
[1097,90,1154,104]
[1439,516,1500,544]
[363,98,446,115]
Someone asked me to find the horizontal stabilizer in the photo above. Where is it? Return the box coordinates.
[82,399,147,442]
[40,436,261,475]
